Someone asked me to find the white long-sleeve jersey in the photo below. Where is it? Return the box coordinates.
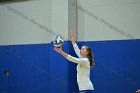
[67,43,94,91]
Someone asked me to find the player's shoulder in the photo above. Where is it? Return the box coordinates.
[81,57,89,61]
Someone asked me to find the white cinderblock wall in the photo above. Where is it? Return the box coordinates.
[77,0,140,41]
[0,0,140,46]
[0,0,68,45]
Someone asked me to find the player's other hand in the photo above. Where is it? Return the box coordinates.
[54,47,62,53]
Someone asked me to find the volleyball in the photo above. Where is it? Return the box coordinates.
[52,35,64,47]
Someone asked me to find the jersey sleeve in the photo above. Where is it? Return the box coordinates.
[67,55,88,66]
[73,43,82,58]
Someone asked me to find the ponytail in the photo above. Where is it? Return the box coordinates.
[85,46,95,68]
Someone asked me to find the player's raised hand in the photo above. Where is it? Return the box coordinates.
[68,30,75,45]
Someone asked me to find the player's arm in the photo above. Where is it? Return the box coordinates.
[68,32,82,58]
[54,47,86,66]
[54,47,68,58]
[69,32,76,45]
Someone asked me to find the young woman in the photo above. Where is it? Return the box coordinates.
[54,33,94,93]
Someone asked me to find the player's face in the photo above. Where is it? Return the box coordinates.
[80,46,89,57]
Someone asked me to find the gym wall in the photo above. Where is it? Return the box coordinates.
[0,0,140,93]
[77,0,140,41]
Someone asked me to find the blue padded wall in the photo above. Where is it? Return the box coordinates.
[124,40,140,93]
[0,42,70,93]
[0,40,140,93]
[0,46,9,93]
[48,42,69,93]
[34,44,49,93]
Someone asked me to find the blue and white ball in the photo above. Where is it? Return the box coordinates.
[52,35,64,47]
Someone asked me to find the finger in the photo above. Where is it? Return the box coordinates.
[55,47,60,50]
[69,30,73,35]
[54,47,57,50]
[69,32,73,37]
[70,29,75,35]
[68,31,72,36]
